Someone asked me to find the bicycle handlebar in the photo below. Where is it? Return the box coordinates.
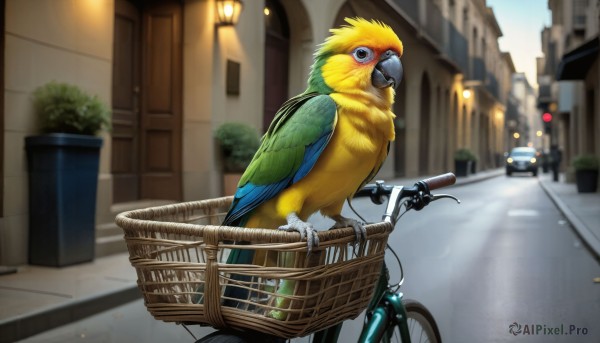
[418,172,456,191]
[354,172,459,225]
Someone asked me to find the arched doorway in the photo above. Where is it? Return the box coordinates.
[461,104,467,147]
[419,72,431,175]
[480,112,487,169]
[435,85,442,172]
[443,89,450,170]
[450,91,458,167]
[263,0,290,132]
[470,109,476,152]
[394,74,407,177]
[334,2,356,26]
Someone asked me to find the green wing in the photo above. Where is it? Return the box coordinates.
[223,93,337,226]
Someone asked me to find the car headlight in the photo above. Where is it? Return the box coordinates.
[507,157,513,164]
[530,157,537,164]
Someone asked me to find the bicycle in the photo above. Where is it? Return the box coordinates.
[116,173,460,343]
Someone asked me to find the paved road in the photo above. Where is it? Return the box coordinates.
[19,176,600,342]
[376,175,600,343]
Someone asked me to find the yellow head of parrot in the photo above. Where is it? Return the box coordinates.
[316,17,404,96]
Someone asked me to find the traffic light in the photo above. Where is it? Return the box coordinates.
[542,112,552,134]
[542,112,552,123]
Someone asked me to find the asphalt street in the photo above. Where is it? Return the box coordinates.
[17,175,600,343]
[378,175,600,342]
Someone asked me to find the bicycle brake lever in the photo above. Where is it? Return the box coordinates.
[431,194,461,204]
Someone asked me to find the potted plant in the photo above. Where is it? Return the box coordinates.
[454,148,473,177]
[469,151,478,174]
[26,81,110,266]
[215,122,260,195]
[572,154,599,193]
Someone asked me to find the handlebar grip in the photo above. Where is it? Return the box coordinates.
[421,173,456,191]
[354,187,374,198]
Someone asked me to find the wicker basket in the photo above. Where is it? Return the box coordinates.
[115,197,392,338]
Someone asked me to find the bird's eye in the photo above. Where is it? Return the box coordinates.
[352,47,374,63]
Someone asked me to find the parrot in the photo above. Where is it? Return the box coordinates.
[221,17,403,319]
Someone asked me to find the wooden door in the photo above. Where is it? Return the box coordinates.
[1,0,4,215]
[419,73,431,175]
[112,0,182,202]
[263,0,290,131]
[139,0,182,200]
[112,0,141,203]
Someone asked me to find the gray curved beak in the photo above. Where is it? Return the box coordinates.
[371,51,403,89]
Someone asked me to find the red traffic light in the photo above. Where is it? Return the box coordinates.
[542,112,553,123]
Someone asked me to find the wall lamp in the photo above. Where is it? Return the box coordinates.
[216,0,243,27]
[462,89,472,99]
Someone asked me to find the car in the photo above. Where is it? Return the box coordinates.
[506,147,539,177]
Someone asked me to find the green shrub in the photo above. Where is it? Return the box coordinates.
[572,154,599,171]
[454,148,474,161]
[215,122,260,173]
[33,81,111,135]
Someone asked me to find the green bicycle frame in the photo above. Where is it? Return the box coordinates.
[312,263,411,343]
[357,290,410,342]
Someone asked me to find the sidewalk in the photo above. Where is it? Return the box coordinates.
[538,172,600,258]
[1,168,598,343]
[0,253,140,343]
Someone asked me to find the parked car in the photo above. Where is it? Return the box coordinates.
[506,147,539,177]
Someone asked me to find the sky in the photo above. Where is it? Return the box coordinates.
[486,0,552,88]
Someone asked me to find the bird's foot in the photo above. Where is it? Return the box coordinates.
[330,215,367,243]
[278,213,319,254]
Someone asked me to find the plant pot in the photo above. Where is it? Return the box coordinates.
[26,133,102,267]
[575,170,598,193]
[454,160,471,177]
[470,160,477,174]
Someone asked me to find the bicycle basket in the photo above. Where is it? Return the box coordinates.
[115,197,392,338]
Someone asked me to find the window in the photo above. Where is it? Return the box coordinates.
[449,0,456,24]
[573,0,588,30]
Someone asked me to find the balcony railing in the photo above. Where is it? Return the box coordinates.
[447,22,469,73]
[538,84,552,106]
[423,0,444,49]
[539,85,551,98]
[506,97,519,122]
[388,0,468,73]
[537,75,553,106]
[486,72,499,100]
[387,0,503,103]
[471,57,486,82]
[390,0,419,24]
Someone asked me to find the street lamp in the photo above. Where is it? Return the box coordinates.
[462,89,471,99]
[215,0,243,27]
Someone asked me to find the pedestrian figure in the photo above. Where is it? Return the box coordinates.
[550,145,562,182]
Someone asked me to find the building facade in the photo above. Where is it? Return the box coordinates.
[1,0,513,265]
[539,0,599,180]
[511,73,543,149]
